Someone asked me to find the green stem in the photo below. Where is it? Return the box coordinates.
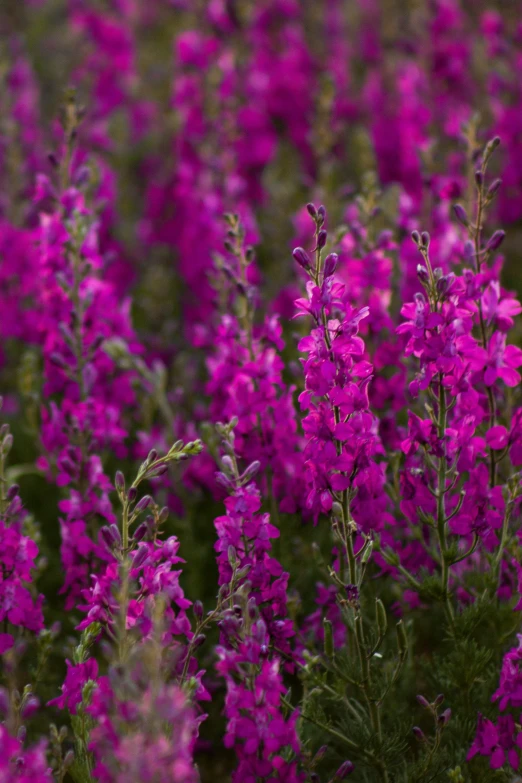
[473,182,497,488]
[436,380,454,624]
[493,501,512,591]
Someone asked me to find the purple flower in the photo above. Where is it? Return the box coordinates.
[48,658,99,714]
[468,713,522,770]
[0,725,52,782]
[484,332,522,387]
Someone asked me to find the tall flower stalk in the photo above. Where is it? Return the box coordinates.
[293,206,407,781]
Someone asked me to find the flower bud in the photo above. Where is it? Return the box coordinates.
[6,484,19,502]
[51,721,65,744]
[6,496,21,518]
[417,265,429,284]
[21,696,40,719]
[236,564,251,580]
[306,203,317,218]
[292,247,312,270]
[102,524,121,549]
[438,708,452,726]
[436,273,455,296]
[421,231,430,249]
[100,527,113,549]
[146,463,169,477]
[219,584,230,600]
[485,135,501,155]
[463,240,474,263]
[361,540,373,565]
[221,455,235,475]
[135,494,152,513]
[376,229,393,248]
[433,693,444,707]
[99,527,115,550]
[133,523,148,543]
[216,472,233,489]
[241,460,261,482]
[313,745,328,764]
[317,205,326,225]
[474,169,483,187]
[147,449,158,464]
[486,230,505,251]
[193,634,206,649]
[453,204,469,227]
[331,501,343,519]
[253,618,268,644]
[413,726,426,742]
[193,600,204,620]
[228,545,238,569]
[416,694,430,709]
[2,434,13,455]
[132,544,150,570]
[335,760,354,779]
[487,178,502,197]
[323,253,339,278]
[411,230,421,245]
[127,487,137,503]
[158,507,169,525]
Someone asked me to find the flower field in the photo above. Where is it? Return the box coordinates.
[2,1,522,781]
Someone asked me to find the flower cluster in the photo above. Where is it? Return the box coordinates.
[468,635,522,770]
[204,214,304,512]
[87,676,199,783]
[31,107,143,608]
[0,725,52,783]
[293,205,389,531]
[71,440,208,698]
[0,406,44,655]
[216,644,303,783]
[212,422,301,781]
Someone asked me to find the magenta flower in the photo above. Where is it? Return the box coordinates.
[87,677,199,783]
[482,281,522,331]
[492,635,522,711]
[48,658,99,714]
[484,332,522,387]
[468,713,522,770]
[0,519,44,645]
[0,725,52,782]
